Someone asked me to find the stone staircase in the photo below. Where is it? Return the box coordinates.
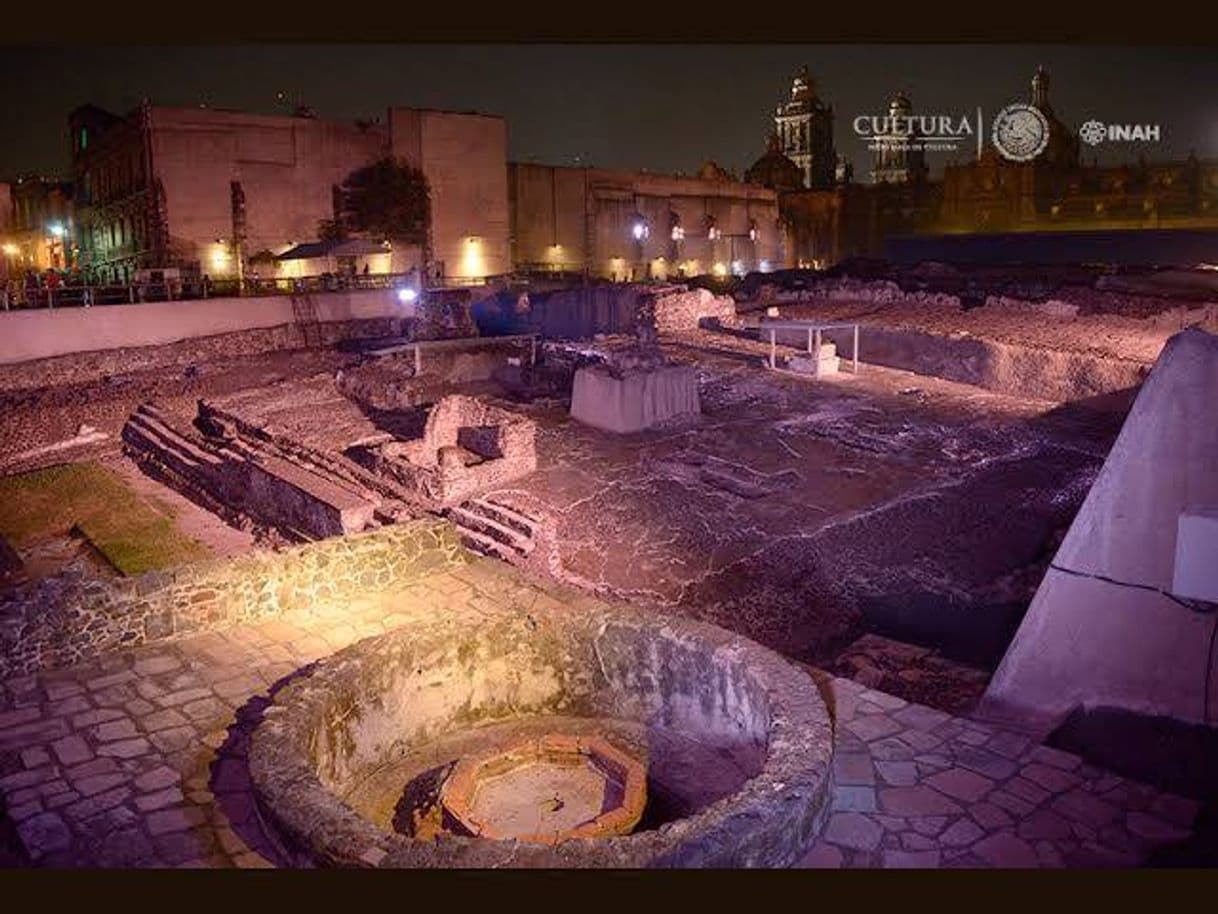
[444,497,537,563]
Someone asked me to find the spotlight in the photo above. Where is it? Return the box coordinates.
[397,288,419,304]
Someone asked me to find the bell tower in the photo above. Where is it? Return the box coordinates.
[774,66,837,190]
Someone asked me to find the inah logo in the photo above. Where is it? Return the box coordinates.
[992,103,1050,162]
[1080,120,1161,146]
[1079,121,1107,146]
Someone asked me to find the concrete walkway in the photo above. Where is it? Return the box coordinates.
[0,558,1200,868]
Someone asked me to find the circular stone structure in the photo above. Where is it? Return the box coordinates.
[439,733,647,843]
[248,595,834,868]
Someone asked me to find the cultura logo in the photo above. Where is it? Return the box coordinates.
[1079,120,1161,146]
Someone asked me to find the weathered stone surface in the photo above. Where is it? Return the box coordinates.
[824,813,883,851]
[879,786,965,817]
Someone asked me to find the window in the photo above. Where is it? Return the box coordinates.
[79,127,88,151]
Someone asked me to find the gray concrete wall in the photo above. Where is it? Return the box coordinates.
[984,328,1218,728]
[0,289,410,365]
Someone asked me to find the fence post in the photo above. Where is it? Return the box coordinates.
[853,324,859,373]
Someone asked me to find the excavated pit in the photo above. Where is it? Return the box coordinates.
[247,597,834,868]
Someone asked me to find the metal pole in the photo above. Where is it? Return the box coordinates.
[769,327,776,369]
[807,326,813,354]
[853,324,859,373]
[814,328,822,365]
[414,344,422,375]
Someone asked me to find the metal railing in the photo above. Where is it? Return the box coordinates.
[0,272,431,310]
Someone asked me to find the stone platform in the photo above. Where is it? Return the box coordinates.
[570,365,700,434]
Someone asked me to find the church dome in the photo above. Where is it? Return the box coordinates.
[745,133,804,191]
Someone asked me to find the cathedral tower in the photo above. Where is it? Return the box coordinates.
[775,66,836,190]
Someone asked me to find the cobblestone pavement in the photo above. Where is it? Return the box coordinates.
[0,558,1201,868]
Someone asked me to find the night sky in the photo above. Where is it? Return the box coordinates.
[3,45,1216,182]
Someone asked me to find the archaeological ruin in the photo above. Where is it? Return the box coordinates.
[1,257,1217,872]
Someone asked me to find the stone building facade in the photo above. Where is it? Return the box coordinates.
[508,163,784,280]
[66,103,509,285]
[2,176,74,276]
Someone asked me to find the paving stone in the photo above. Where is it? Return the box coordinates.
[180,697,229,725]
[898,729,943,753]
[1017,808,1074,840]
[46,696,93,719]
[19,746,52,769]
[134,765,181,792]
[988,789,1036,818]
[882,849,941,868]
[43,790,80,810]
[925,768,995,803]
[0,707,44,730]
[15,811,72,858]
[65,757,120,780]
[874,815,907,832]
[951,745,1020,781]
[125,699,157,718]
[797,843,845,868]
[901,832,938,851]
[73,772,129,798]
[972,831,1040,867]
[41,679,85,702]
[1028,745,1081,771]
[146,805,209,837]
[133,655,183,676]
[136,787,186,812]
[97,737,153,760]
[0,766,58,792]
[956,728,991,747]
[1019,762,1081,794]
[93,718,139,742]
[155,687,215,709]
[875,761,919,787]
[150,727,196,754]
[86,670,137,692]
[844,714,904,742]
[1052,789,1121,828]
[985,731,1032,759]
[824,812,884,851]
[909,816,949,837]
[0,718,71,749]
[879,786,964,817]
[63,786,130,821]
[940,818,985,847]
[98,826,156,866]
[1005,776,1051,806]
[211,675,264,700]
[869,738,914,761]
[832,753,875,786]
[71,708,127,730]
[859,689,907,711]
[51,734,93,767]
[138,708,190,733]
[152,827,218,865]
[833,785,877,813]
[891,704,950,731]
[8,798,43,821]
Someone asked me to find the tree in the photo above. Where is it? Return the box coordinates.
[333,157,432,281]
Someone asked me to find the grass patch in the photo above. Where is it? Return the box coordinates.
[0,462,211,575]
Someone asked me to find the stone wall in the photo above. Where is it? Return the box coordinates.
[0,519,467,680]
[0,315,403,393]
[369,395,537,507]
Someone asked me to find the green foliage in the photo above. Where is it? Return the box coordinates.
[335,157,431,244]
[0,462,211,575]
[316,218,348,245]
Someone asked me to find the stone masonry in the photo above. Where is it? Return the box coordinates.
[0,519,466,681]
